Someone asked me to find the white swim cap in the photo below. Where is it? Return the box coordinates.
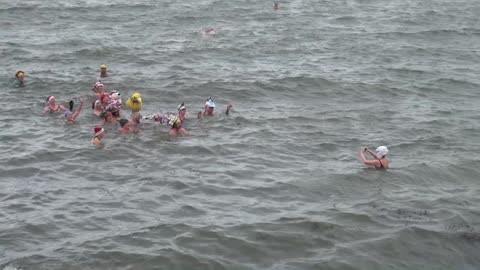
[178,102,186,112]
[376,146,389,158]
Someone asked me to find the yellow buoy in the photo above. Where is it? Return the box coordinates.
[126,92,143,112]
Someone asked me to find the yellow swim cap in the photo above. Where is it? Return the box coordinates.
[100,64,107,69]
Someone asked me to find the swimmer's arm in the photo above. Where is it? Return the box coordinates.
[152,114,166,123]
[365,148,380,159]
[226,104,233,115]
[70,99,84,120]
[43,106,50,113]
[360,149,378,167]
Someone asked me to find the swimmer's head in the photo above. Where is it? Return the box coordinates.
[110,90,120,101]
[178,102,186,112]
[204,28,216,35]
[46,96,56,104]
[100,93,110,103]
[119,118,129,127]
[101,111,114,121]
[204,96,215,114]
[100,65,108,77]
[16,71,25,80]
[69,100,74,111]
[108,107,120,118]
[92,81,105,92]
[205,97,215,108]
[94,126,105,138]
[376,146,389,158]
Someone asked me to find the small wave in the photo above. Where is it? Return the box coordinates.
[429,78,480,96]
[2,265,22,270]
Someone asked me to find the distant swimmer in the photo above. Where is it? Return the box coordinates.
[100,64,108,78]
[64,99,84,124]
[92,126,105,145]
[44,96,67,113]
[92,81,105,97]
[202,28,217,37]
[360,146,389,169]
[274,2,279,11]
[14,71,25,87]
[197,96,233,118]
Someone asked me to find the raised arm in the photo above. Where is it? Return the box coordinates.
[226,104,233,115]
[365,148,380,159]
[70,99,84,121]
[360,148,380,167]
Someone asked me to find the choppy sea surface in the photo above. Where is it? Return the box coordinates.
[1,0,480,269]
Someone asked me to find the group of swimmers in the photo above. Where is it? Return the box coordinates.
[15,65,234,147]
[13,65,389,169]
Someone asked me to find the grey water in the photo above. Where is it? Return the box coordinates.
[1,0,479,269]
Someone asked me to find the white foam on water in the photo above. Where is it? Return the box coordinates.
[2,265,22,270]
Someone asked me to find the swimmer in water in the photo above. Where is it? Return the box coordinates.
[118,118,130,134]
[197,96,233,118]
[147,102,186,124]
[127,113,142,133]
[274,2,279,11]
[177,102,187,121]
[360,146,389,169]
[101,111,117,124]
[64,99,84,124]
[15,71,25,87]
[109,90,122,108]
[100,64,108,78]
[92,126,105,145]
[44,96,67,113]
[92,93,110,117]
[169,117,188,136]
[106,90,122,118]
[202,28,217,37]
[92,81,105,97]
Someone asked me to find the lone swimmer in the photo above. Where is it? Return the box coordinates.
[14,71,25,87]
[360,146,389,169]
[100,64,108,78]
